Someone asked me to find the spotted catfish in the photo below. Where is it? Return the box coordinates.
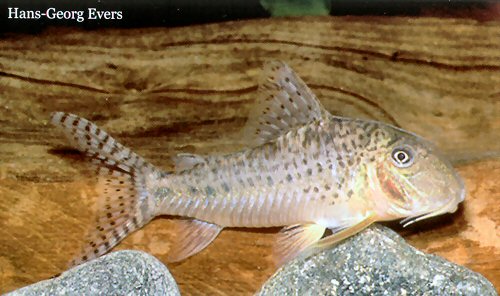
[51,61,465,267]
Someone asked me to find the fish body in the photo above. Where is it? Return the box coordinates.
[51,61,465,267]
[159,118,383,228]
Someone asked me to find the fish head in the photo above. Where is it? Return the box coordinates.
[369,123,465,226]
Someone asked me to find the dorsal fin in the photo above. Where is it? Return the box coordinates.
[243,61,328,146]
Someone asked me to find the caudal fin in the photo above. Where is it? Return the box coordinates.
[51,112,159,267]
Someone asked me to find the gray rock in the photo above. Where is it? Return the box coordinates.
[7,250,180,296]
[258,225,497,296]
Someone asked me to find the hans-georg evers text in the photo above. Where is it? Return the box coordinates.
[8,7,123,23]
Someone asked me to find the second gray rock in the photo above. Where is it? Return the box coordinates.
[258,225,497,296]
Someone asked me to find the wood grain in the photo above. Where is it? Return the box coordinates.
[0,17,499,294]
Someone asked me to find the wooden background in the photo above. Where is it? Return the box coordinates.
[0,17,499,294]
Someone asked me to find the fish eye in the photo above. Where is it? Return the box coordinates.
[391,146,414,168]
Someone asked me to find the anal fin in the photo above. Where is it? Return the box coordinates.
[274,223,326,266]
[167,219,222,262]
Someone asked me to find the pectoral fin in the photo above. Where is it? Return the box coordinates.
[298,214,378,261]
[274,223,326,266]
[167,219,222,262]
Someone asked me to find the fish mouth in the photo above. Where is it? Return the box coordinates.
[400,198,456,227]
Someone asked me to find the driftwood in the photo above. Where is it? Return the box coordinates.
[0,17,499,294]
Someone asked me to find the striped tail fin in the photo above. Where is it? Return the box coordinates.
[50,112,160,267]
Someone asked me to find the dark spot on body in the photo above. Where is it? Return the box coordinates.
[183,186,197,195]
[342,143,348,152]
[132,217,139,227]
[205,186,216,196]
